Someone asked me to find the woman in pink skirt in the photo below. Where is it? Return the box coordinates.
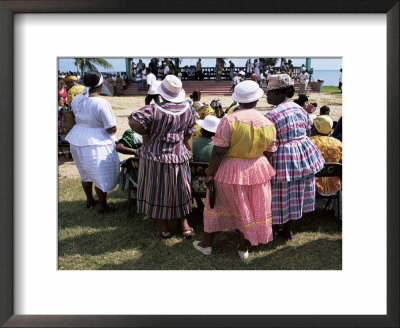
[193,81,277,260]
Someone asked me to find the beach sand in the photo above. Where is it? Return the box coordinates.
[59,91,342,178]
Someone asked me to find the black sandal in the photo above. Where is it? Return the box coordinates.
[97,205,117,214]
[152,228,172,239]
[86,200,98,209]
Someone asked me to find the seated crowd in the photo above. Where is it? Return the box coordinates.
[61,71,342,260]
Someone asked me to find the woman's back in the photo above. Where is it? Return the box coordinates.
[266,101,311,143]
[131,101,196,163]
[66,93,116,146]
[265,101,324,182]
[221,109,276,159]
[72,96,112,128]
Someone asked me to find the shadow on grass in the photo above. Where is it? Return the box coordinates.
[59,193,341,270]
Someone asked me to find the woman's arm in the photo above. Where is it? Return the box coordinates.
[184,133,193,161]
[264,151,273,163]
[206,146,229,180]
[116,142,139,155]
[184,133,193,153]
[129,116,147,135]
[106,126,117,134]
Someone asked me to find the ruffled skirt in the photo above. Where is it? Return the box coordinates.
[271,137,324,182]
[137,158,192,219]
[204,156,275,246]
[215,156,275,185]
[204,181,273,246]
[271,175,316,224]
[70,144,120,192]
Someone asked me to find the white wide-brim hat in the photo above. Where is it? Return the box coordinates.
[197,115,221,133]
[156,75,186,103]
[232,80,264,103]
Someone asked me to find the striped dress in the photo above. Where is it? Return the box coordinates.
[204,108,277,246]
[130,102,196,219]
[266,101,325,225]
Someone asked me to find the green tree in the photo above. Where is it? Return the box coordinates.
[259,58,279,70]
[73,58,113,76]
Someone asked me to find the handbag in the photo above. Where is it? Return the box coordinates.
[60,109,76,131]
[208,180,216,209]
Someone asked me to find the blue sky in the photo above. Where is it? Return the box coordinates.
[58,57,341,73]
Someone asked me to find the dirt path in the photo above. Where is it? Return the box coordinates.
[59,91,342,179]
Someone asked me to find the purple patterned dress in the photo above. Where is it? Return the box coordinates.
[130,101,196,219]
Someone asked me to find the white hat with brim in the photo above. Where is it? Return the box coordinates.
[155,75,186,103]
[232,80,264,103]
[238,70,245,76]
[197,115,221,133]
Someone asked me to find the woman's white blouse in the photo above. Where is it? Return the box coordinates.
[66,94,116,146]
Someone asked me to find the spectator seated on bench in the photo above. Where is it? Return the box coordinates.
[310,115,342,220]
[192,116,221,211]
[116,129,143,203]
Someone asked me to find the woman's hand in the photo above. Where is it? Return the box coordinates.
[106,126,117,135]
[205,175,214,189]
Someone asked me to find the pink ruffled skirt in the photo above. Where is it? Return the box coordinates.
[203,156,275,246]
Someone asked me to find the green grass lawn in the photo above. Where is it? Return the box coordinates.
[321,85,342,94]
[58,177,342,270]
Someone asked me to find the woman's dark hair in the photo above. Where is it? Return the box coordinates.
[295,93,308,106]
[239,100,258,109]
[190,90,201,101]
[83,71,102,93]
[274,86,295,99]
[320,105,330,115]
[311,102,318,107]
[200,128,215,138]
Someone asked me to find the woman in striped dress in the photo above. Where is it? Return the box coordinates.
[193,81,277,260]
[265,74,325,239]
[129,75,196,239]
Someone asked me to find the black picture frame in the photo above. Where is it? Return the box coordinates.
[1,1,398,327]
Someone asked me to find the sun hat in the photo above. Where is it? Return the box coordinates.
[196,115,221,133]
[266,74,294,90]
[238,70,245,76]
[155,75,186,103]
[63,75,77,83]
[313,115,333,134]
[232,80,264,103]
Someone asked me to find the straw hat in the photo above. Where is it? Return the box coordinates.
[266,74,294,90]
[232,80,264,103]
[197,115,221,133]
[313,115,333,135]
[63,75,77,83]
[156,75,185,103]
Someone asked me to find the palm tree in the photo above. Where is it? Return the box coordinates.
[73,58,113,76]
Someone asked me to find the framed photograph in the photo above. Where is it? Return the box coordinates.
[0,1,398,327]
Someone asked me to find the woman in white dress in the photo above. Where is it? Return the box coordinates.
[66,71,120,214]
